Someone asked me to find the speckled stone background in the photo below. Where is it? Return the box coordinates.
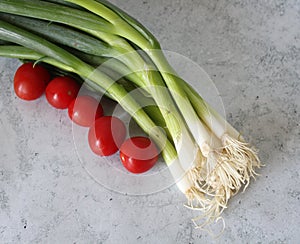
[0,0,299,243]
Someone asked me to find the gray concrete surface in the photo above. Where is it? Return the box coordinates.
[0,0,299,243]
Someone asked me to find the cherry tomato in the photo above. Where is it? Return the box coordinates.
[88,116,126,156]
[13,62,50,101]
[68,95,104,127]
[46,76,80,109]
[120,136,159,174]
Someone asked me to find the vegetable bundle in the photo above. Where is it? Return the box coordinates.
[0,0,261,228]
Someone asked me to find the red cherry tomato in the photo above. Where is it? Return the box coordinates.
[68,95,104,127]
[120,136,159,174]
[13,62,50,101]
[46,76,80,109]
[88,116,126,156]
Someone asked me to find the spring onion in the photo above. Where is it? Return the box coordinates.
[0,3,201,181]
[64,0,261,222]
[0,0,261,229]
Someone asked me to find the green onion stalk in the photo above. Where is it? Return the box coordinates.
[0,0,261,228]
[65,0,261,219]
[0,21,209,204]
[0,0,201,182]
[61,0,210,178]
[0,1,205,206]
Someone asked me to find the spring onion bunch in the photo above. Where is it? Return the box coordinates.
[0,0,261,228]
